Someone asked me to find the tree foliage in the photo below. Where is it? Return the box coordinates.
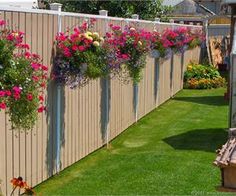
[43,0,172,21]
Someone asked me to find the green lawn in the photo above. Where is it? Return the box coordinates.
[35,88,231,195]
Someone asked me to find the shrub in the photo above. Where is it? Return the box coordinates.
[184,63,226,89]
[0,20,47,130]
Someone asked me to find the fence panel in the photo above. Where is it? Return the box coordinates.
[0,8,202,195]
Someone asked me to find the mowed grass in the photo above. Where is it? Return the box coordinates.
[35,88,231,195]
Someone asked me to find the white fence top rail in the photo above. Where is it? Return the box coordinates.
[0,6,202,28]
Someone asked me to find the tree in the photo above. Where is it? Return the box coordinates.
[43,0,172,21]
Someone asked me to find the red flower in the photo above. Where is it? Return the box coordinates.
[13,92,21,100]
[41,65,48,72]
[37,106,45,113]
[10,177,25,188]
[32,75,39,82]
[39,95,44,102]
[16,43,30,50]
[27,93,33,101]
[5,90,11,96]
[0,102,6,109]
[78,45,85,52]
[24,51,31,58]
[41,82,46,88]
[72,45,79,51]
[32,53,40,59]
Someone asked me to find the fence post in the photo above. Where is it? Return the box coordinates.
[131,14,139,122]
[180,49,185,89]
[154,18,160,107]
[230,20,236,128]
[99,10,110,148]
[170,19,174,97]
[50,2,62,174]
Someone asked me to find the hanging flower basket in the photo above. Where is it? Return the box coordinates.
[104,24,152,84]
[54,19,108,89]
[0,20,48,130]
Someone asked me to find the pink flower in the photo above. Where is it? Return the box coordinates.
[112,25,121,31]
[0,20,6,26]
[31,63,40,70]
[56,33,67,42]
[78,45,85,52]
[121,54,129,59]
[0,90,5,97]
[0,102,6,109]
[63,48,72,57]
[12,86,21,93]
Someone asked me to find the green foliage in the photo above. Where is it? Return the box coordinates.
[44,0,172,20]
[82,49,107,79]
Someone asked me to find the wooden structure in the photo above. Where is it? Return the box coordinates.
[0,7,202,196]
[214,0,236,191]
[214,129,236,188]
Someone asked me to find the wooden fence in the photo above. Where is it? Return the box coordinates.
[0,7,201,196]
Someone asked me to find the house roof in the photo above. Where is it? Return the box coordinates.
[163,0,216,16]
[162,0,184,6]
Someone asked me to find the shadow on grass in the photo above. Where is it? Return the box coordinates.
[163,128,228,152]
[173,96,228,106]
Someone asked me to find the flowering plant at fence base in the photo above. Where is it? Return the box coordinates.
[0,20,47,130]
[104,24,152,84]
[10,177,35,196]
[184,62,226,89]
[54,19,107,88]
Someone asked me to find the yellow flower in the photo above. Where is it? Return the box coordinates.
[13,32,19,37]
[92,32,99,38]
[99,37,104,42]
[86,31,92,36]
[187,65,192,71]
[84,33,93,41]
[93,41,100,47]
